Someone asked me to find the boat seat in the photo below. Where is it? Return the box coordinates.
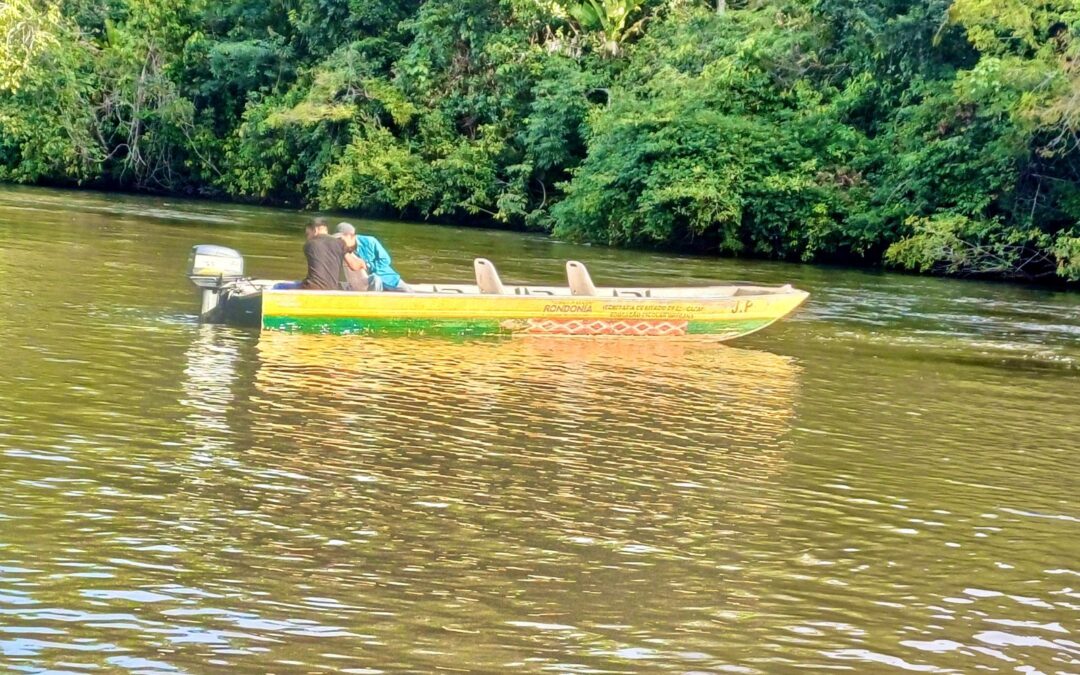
[566,261,598,296]
[474,258,506,294]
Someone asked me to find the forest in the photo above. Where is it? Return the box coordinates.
[2,0,1079,282]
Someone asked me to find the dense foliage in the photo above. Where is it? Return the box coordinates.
[3,0,1080,281]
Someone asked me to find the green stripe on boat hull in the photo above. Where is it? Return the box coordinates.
[686,319,775,338]
[264,316,507,336]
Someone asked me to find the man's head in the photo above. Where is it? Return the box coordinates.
[335,222,357,247]
[306,217,329,239]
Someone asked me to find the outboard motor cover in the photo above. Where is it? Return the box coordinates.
[188,244,245,289]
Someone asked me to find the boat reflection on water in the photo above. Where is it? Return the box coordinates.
[246,333,804,640]
[179,330,803,516]
[250,333,801,479]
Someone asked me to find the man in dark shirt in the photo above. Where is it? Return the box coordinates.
[301,219,346,290]
[272,218,346,290]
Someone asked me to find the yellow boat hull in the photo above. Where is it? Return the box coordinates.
[260,287,809,340]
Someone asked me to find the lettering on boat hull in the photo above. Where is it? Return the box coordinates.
[542,303,594,314]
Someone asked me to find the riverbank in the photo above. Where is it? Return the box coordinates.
[6,180,1078,292]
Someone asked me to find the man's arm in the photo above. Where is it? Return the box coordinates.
[372,238,391,266]
[344,252,367,272]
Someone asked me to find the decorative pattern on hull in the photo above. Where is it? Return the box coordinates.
[506,318,690,336]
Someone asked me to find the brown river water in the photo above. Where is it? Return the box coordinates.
[0,185,1078,674]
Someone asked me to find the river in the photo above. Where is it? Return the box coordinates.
[0,185,1078,673]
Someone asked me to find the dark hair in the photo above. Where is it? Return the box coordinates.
[306,217,328,234]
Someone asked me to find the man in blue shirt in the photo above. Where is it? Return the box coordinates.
[336,222,412,292]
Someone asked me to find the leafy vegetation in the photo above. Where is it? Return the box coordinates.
[2,0,1079,281]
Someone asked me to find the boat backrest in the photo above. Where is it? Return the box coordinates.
[474,258,506,294]
[566,261,598,296]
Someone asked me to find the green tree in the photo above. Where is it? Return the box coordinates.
[553,7,869,259]
[558,0,647,56]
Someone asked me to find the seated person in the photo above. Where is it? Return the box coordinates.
[335,222,412,292]
[273,218,346,290]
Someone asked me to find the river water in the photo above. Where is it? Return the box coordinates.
[0,185,1078,674]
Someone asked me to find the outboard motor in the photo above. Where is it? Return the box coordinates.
[188,244,245,321]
